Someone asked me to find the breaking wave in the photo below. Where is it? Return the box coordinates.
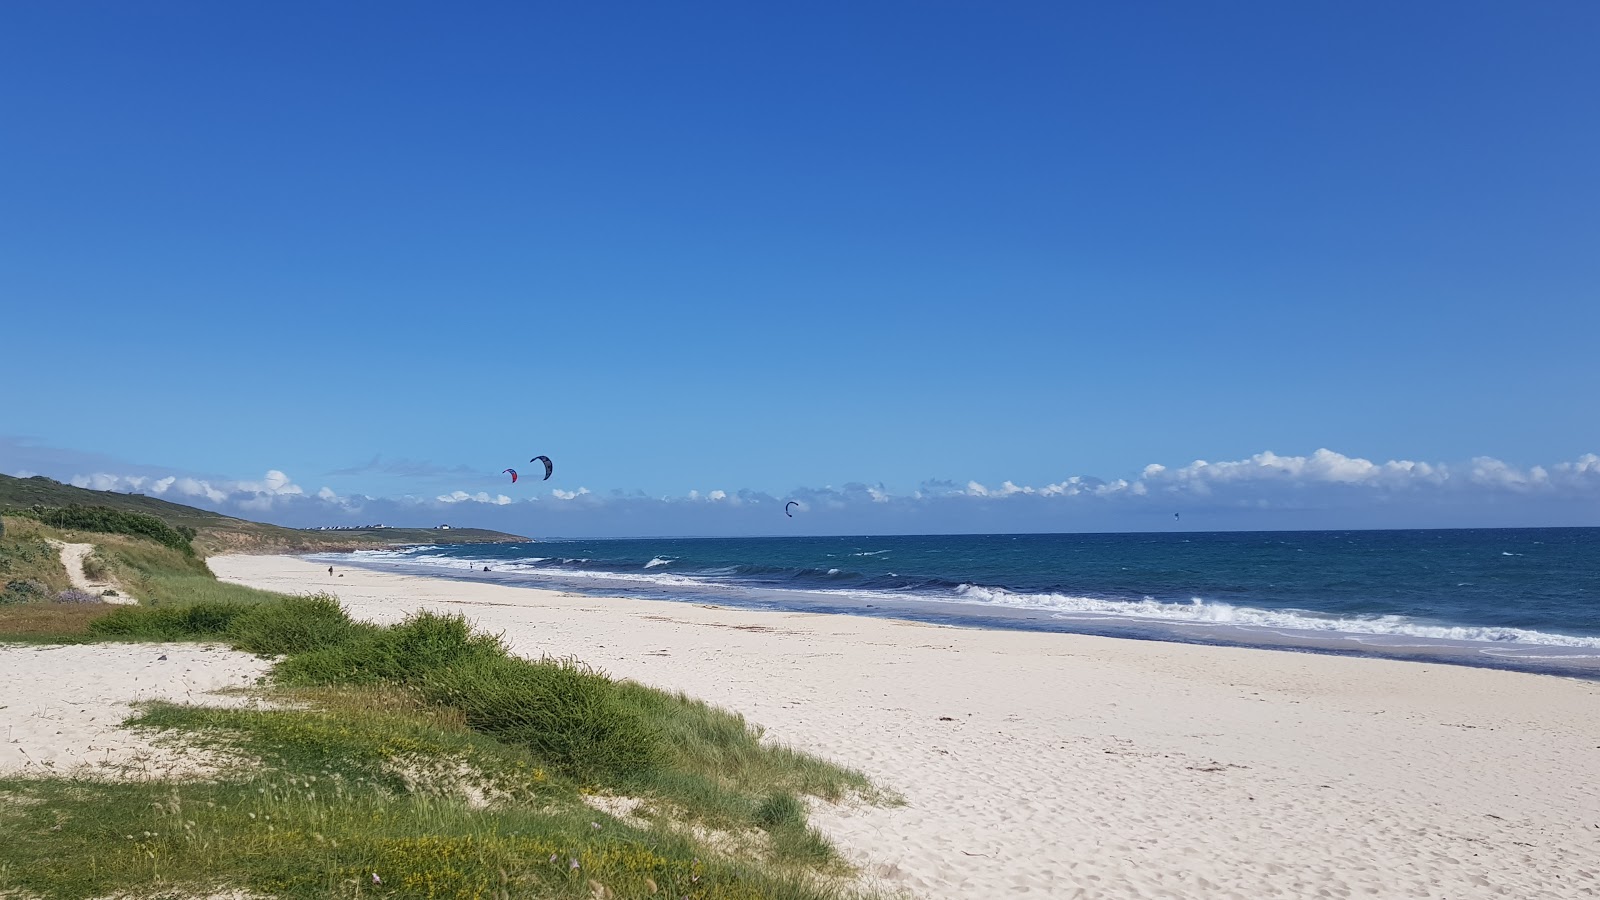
[951,585,1600,649]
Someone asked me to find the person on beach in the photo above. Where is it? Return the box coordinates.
[328,566,334,576]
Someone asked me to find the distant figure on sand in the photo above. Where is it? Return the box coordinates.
[328,566,334,576]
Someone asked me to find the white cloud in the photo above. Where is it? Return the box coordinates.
[974,449,1600,504]
[552,487,591,501]
[436,491,512,505]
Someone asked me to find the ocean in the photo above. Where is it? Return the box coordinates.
[314,528,1600,678]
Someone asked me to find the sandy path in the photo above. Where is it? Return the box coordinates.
[215,555,1600,899]
[48,540,136,603]
[0,643,271,778]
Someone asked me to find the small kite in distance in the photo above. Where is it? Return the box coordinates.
[503,468,519,483]
[785,501,799,517]
[1174,512,1180,522]
[530,455,554,480]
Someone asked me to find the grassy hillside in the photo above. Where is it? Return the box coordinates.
[0,474,527,554]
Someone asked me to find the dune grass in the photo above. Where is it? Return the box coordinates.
[0,533,885,898]
[0,516,72,602]
[0,601,119,642]
[0,707,850,899]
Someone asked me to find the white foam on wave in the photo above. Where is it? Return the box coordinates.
[1478,650,1600,660]
[334,546,442,560]
[644,557,674,569]
[952,584,1600,649]
[853,550,891,557]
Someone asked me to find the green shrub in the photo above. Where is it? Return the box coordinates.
[226,593,358,656]
[754,791,806,830]
[11,504,194,555]
[2,578,48,604]
[88,601,246,640]
[421,654,664,784]
[274,610,503,686]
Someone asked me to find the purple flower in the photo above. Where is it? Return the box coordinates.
[570,858,580,870]
[372,873,382,885]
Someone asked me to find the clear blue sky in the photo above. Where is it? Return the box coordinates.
[3,3,1597,534]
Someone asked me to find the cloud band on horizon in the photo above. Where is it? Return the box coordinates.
[4,446,1595,535]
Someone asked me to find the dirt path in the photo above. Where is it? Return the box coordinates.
[47,540,136,604]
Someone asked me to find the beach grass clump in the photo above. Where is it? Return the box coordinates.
[79,550,111,581]
[226,592,362,656]
[88,599,246,640]
[754,792,806,830]
[421,653,664,785]
[0,516,71,599]
[274,610,503,686]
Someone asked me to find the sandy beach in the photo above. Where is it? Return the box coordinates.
[209,556,1600,896]
[0,642,270,778]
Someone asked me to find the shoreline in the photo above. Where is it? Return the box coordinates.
[316,550,1600,681]
[213,553,1600,898]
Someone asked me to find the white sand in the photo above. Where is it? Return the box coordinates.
[207,555,1600,897]
[0,643,271,778]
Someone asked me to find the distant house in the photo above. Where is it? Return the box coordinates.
[437,524,452,530]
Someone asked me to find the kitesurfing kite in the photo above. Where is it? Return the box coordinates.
[503,468,519,483]
[530,455,554,481]
[1174,512,1180,522]
[785,501,799,517]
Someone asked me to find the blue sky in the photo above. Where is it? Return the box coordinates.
[2,3,1597,535]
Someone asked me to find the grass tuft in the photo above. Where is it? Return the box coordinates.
[754,792,806,830]
[88,600,245,640]
[275,610,503,686]
[422,653,664,785]
[227,593,359,656]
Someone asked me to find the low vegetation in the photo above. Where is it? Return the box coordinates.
[0,516,71,604]
[0,511,886,899]
[8,503,198,554]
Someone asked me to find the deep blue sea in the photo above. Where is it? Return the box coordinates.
[315,528,1600,678]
